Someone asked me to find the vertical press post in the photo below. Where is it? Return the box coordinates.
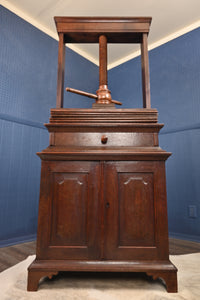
[56,33,65,108]
[141,33,151,108]
[99,35,108,86]
[96,35,112,105]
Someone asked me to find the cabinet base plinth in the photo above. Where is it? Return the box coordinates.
[27,259,177,292]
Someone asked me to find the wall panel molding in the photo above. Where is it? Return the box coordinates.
[0,234,36,248]
[0,113,46,130]
[169,232,200,243]
[160,123,200,135]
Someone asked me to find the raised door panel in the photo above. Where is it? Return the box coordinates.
[104,161,169,260]
[36,161,101,260]
[51,172,88,246]
[118,172,155,247]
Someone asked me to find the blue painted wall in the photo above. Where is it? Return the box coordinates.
[109,28,200,241]
[0,6,98,246]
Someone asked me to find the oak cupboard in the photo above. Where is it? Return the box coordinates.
[27,17,177,293]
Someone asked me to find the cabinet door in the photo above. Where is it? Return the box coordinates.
[37,161,101,260]
[104,161,169,260]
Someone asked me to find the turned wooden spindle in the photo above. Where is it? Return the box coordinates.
[99,35,108,86]
[96,35,112,105]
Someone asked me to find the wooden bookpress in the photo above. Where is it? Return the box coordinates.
[27,17,178,293]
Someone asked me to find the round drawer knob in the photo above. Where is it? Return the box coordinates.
[101,135,108,144]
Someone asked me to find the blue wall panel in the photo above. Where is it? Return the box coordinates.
[0,6,99,124]
[0,6,57,124]
[160,129,200,239]
[64,48,99,108]
[150,28,200,132]
[0,6,98,246]
[0,119,48,243]
[109,28,200,241]
[108,56,142,108]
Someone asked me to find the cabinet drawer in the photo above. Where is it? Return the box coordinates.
[52,132,155,147]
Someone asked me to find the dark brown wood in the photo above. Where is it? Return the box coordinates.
[28,259,176,272]
[27,269,58,291]
[36,161,101,260]
[66,87,97,99]
[54,17,152,43]
[141,33,151,108]
[48,108,159,124]
[56,33,65,108]
[28,16,177,293]
[104,161,169,260]
[96,34,113,105]
[99,35,107,86]
[28,108,177,292]
[147,271,178,293]
[27,258,177,292]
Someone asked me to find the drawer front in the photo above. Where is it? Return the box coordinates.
[53,132,155,147]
